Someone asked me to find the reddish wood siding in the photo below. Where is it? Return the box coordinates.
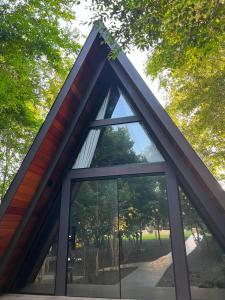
[0,36,109,289]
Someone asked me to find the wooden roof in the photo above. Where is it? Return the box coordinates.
[0,25,225,291]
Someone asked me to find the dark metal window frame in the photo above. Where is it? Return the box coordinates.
[55,71,191,299]
[2,28,223,299]
[55,161,191,300]
[90,115,140,128]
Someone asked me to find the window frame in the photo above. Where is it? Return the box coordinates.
[55,163,191,300]
[55,73,191,299]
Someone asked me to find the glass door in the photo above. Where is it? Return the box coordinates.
[67,179,120,298]
[66,175,175,299]
[118,175,174,299]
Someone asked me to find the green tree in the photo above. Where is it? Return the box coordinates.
[70,180,118,278]
[179,187,209,244]
[0,0,80,201]
[87,0,225,180]
[0,127,35,200]
[91,126,144,167]
[119,176,168,247]
[70,127,143,277]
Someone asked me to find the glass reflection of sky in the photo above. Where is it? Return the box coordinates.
[111,94,134,118]
[114,123,164,162]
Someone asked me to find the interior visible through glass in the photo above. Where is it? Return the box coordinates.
[73,122,164,169]
[67,176,175,299]
[179,187,225,300]
[95,86,135,120]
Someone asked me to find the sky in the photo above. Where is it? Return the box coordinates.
[72,3,225,188]
[73,1,167,107]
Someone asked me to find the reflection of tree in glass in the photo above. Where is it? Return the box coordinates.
[70,180,118,279]
[179,188,225,289]
[179,188,209,244]
[118,176,169,248]
[69,176,170,280]
[91,127,146,167]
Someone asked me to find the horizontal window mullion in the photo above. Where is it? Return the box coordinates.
[89,115,140,128]
[68,162,168,180]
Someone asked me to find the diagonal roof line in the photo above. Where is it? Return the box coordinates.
[114,51,225,208]
[0,24,225,293]
[0,27,99,219]
[95,22,224,206]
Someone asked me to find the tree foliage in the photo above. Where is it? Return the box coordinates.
[71,176,168,277]
[87,0,225,180]
[91,127,143,167]
[69,128,169,277]
[0,0,80,201]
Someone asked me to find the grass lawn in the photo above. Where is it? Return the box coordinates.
[122,229,193,241]
[142,230,170,240]
[184,230,192,238]
[122,230,171,241]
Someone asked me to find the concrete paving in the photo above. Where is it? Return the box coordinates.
[121,252,172,288]
[121,235,197,287]
[0,296,118,300]
[29,235,198,291]
[6,235,221,300]
[2,288,225,300]
[67,236,197,298]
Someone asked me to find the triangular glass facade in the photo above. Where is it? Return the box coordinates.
[73,122,164,169]
[96,86,135,120]
[5,27,225,300]
[73,84,164,169]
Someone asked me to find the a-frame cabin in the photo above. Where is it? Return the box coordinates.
[0,26,225,300]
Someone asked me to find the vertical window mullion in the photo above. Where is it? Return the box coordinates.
[55,174,71,295]
[166,167,191,300]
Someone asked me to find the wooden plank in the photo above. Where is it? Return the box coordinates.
[5,207,26,215]
[0,215,21,223]
[13,191,36,202]
[31,156,53,170]
[28,165,46,176]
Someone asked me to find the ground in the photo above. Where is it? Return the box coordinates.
[18,231,225,300]
[158,237,225,288]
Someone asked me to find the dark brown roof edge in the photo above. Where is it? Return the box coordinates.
[0,27,99,219]
[115,51,225,208]
[1,22,224,220]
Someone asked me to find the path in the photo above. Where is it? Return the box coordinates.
[37,235,198,287]
[121,234,198,287]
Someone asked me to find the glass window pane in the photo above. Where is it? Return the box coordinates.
[18,234,58,294]
[119,176,175,299]
[73,122,164,169]
[67,180,120,298]
[179,188,225,300]
[96,87,135,120]
[67,176,175,299]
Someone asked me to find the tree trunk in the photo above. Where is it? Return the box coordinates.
[119,232,124,263]
[157,222,162,245]
[110,233,118,267]
[136,232,139,247]
[140,229,143,248]
[95,247,100,276]
[83,243,86,276]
